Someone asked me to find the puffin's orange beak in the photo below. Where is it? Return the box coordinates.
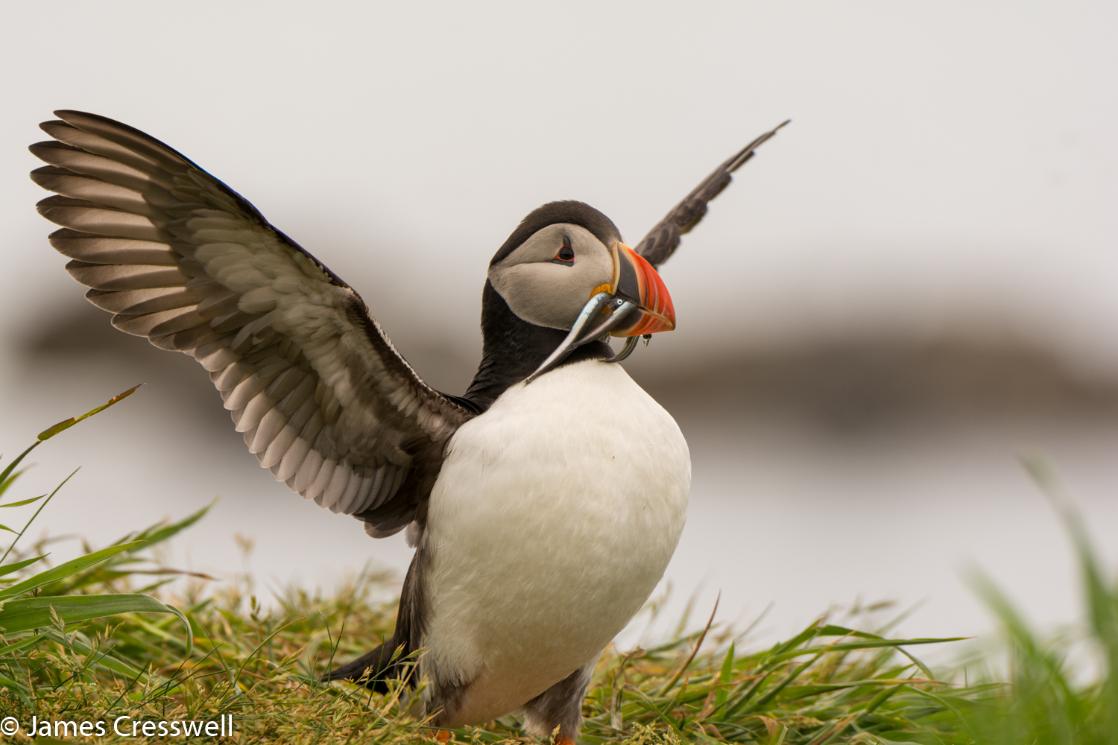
[608,243,676,336]
[525,243,676,383]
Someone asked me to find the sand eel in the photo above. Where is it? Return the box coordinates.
[29,111,785,742]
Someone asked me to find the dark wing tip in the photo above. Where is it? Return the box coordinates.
[29,164,64,188]
[54,110,138,135]
[36,194,94,219]
[726,119,792,172]
[54,109,101,124]
[28,141,63,165]
[40,119,68,135]
[635,119,789,267]
[35,194,67,215]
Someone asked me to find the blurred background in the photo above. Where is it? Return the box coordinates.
[1,1,1116,645]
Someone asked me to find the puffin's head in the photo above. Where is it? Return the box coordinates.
[488,201,676,380]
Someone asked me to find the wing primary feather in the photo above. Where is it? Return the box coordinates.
[111,307,199,338]
[39,121,163,172]
[38,196,162,240]
[86,287,199,315]
[30,141,157,185]
[65,261,184,290]
[55,110,200,170]
[30,167,152,214]
[48,230,177,265]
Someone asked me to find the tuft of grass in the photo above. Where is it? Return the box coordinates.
[957,459,1118,745]
[0,393,1114,743]
[0,387,191,699]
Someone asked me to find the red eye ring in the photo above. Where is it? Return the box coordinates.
[550,237,575,265]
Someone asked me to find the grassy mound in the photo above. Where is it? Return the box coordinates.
[0,392,1114,743]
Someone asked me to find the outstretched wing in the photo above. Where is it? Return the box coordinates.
[635,120,789,268]
[30,110,472,538]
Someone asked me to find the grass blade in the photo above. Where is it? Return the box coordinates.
[0,541,142,600]
[0,593,190,642]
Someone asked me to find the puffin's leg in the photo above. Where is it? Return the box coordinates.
[522,659,597,743]
[427,673,471,744]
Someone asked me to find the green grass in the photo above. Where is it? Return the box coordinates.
[0,392,1114,743]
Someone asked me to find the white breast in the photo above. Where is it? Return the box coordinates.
[420,360,690,725]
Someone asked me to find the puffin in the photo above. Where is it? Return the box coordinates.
[29,110,785,742]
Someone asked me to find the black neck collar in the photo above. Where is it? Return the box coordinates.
[461,282,611,412]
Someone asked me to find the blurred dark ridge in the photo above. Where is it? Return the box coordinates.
[17,306,1118,437]
[635,336,1118,435]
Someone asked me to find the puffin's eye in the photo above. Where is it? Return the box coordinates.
[551,237,575,266]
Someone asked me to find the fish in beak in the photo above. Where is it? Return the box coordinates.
[526,243,676,383]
